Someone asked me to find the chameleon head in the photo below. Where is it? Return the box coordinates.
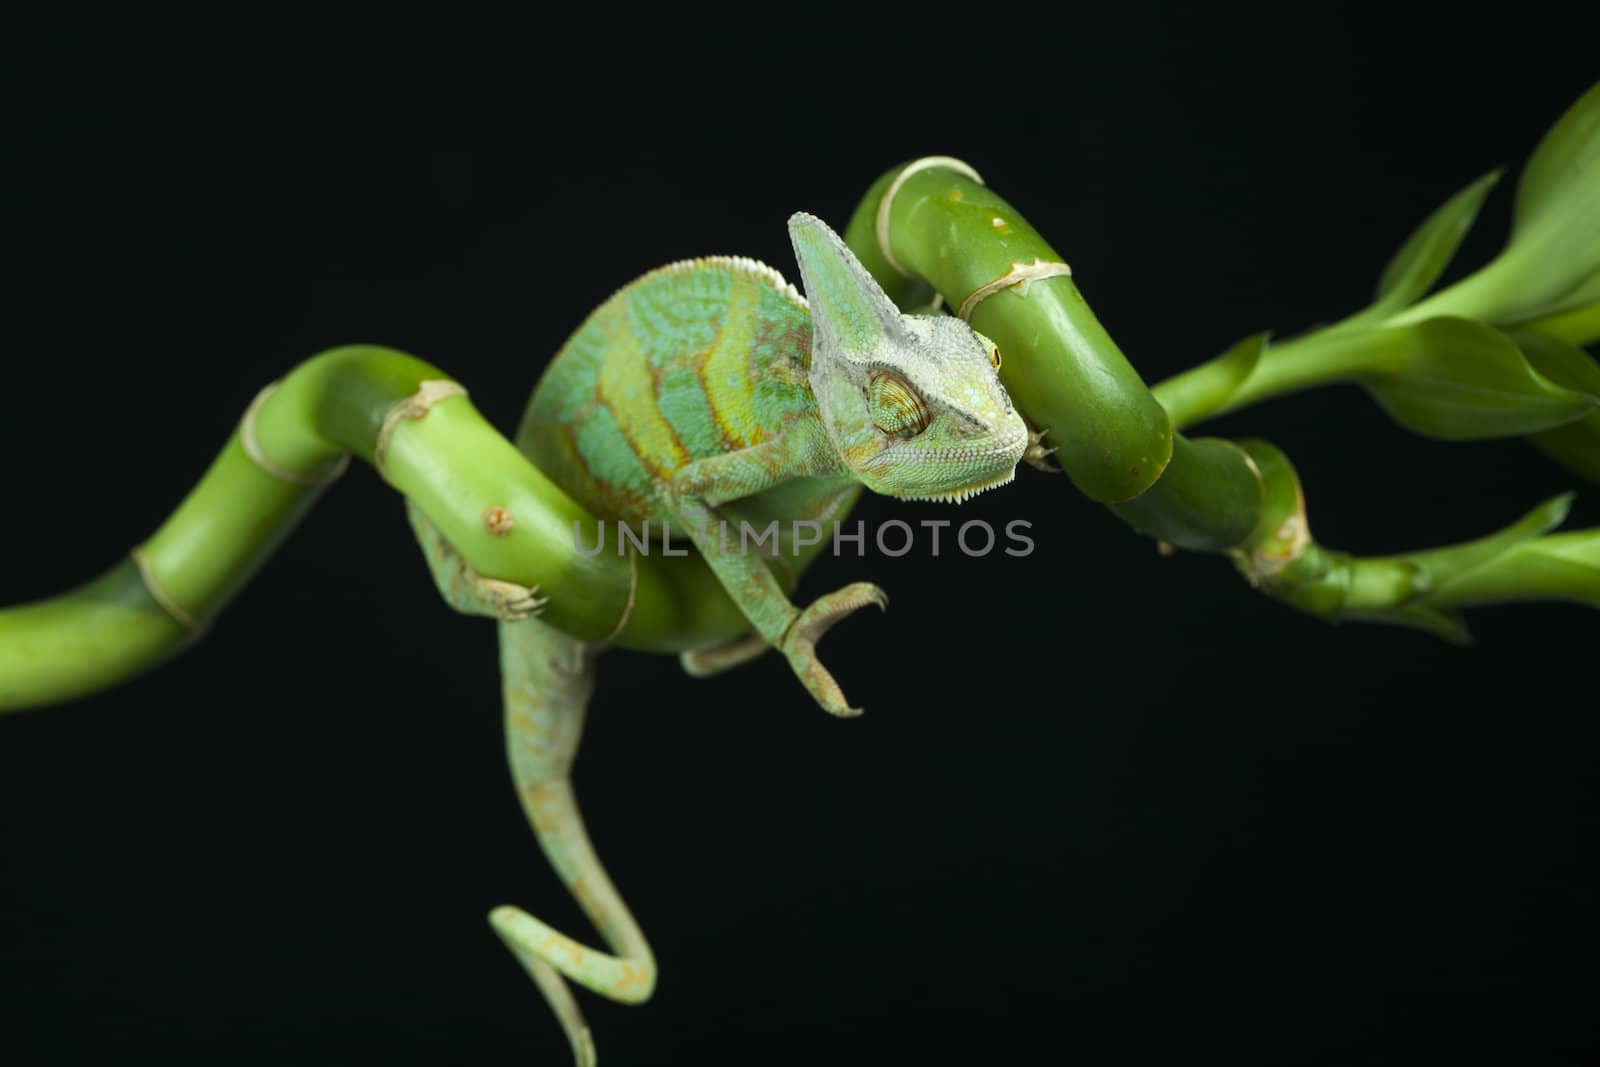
[787,212,1030,503]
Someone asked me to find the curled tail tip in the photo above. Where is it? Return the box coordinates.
[487,904,525,932]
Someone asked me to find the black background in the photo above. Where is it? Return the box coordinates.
[3,11,1597,1066]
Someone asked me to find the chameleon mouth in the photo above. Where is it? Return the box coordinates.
[894,466,1017,505]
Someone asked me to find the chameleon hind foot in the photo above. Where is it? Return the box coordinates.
[779,581,887,718]
[477,579,549,621]
[680,631,768,678]
[406,500,547,620]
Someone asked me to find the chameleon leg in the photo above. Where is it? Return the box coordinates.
[664,437,885,716]
[405,500,546,619]
[669,492,884,715]
[779,581,888,713]
[491,617,656,1067]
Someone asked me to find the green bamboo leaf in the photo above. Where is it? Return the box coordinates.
[1414,492,1573,589]
[1211,330,1268,399]
[1393,81,1600,327]
[1517,267,1600,346]
[1511,328,1600,393]
[1371,169,1502,314]
[1388,602,1473,644]
[1508,330,1600,486]
[1510,533,1600,609]
[1552,267,1600,316]
[1150,331,1269,429]
[1530,412,1600,487]
[1501,79,1600,319]
[1527,299,1600,347]
[1427,528,1600,611]
[1339,495,1591,636]
[1360,316,1598,439]
[1514,80,1600,238]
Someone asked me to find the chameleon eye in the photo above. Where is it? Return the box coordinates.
[988,343,1002,371]
[869,371,930,438]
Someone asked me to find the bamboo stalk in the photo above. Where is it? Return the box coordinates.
[839,156,1600,631]
[843,164,1173,505]
[0,345,768,712]
[843,163,1265,550]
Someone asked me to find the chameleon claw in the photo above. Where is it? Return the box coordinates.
[481,578,549,621]
[1023,426,1060,472]
[780,581,887,717]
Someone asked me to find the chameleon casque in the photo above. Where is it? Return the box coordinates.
[404,212,1037,1062]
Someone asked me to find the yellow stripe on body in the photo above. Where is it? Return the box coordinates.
[700,268,767,450]
[597,306,691,478]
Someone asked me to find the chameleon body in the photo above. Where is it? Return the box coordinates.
[409,213,1030,1063]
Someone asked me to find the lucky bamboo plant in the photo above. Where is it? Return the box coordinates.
[4,82,1597,703]
[2,75,1596,1065]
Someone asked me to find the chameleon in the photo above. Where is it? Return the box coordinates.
[405,212,1036,1064]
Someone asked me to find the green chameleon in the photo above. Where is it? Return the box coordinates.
[406,212,1042,1063]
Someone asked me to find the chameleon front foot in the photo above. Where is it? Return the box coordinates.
[479,579,549,621]
[1024,426,1060,472]
[780,581,888,718]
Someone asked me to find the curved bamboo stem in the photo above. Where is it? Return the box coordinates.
[843,164,1174,506]
[0,345,772,712]
[840,157,1600,634]
[843,163,1266,552]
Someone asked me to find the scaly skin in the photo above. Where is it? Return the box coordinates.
[411,212,1029,1064]
[517,212,1029,712]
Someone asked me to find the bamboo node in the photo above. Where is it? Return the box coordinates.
[129,547,202,634]
[1220,441,1313,584]
[600,545,638,645]
[957,258,1073,321]
[1235,498,1311,585]
[876,156,984,278]
[374,380,469,479]
[240,382,350,487]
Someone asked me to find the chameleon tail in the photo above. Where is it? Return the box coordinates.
[491,617,656,1067]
